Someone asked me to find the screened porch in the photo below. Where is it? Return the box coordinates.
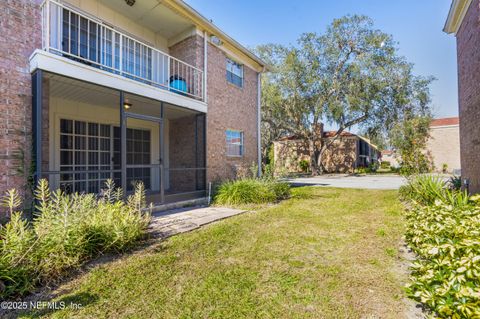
[32,70,206,204]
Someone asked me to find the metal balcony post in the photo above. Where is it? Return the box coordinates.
[120,91,127,193]
[32,70,43,186]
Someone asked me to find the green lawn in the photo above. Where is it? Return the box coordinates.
[20,187,407,319]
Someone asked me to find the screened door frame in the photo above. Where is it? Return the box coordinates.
[120,91,165,202]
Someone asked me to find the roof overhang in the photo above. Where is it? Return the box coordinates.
[444,0,473,35]
[164,0,268,72]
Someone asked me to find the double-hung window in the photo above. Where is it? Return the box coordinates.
[226,58,243,88]
[226,130,244,157]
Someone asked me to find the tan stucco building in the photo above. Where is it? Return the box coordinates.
[426,117,461,174]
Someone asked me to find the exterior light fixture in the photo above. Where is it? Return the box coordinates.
[210,35,223,46]
[123,101,132,109]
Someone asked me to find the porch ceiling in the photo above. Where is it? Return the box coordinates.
[98,0,193,39]
[47,73,199,119]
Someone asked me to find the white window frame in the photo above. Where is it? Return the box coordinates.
[226,57,244,88]
[226,129,244,157]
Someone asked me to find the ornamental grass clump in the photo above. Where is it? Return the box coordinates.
[0,179,150,299]
[402,176,480,318]
[399,174,470,208]
[213,178,290,206]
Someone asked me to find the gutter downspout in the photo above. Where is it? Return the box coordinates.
[257,72,262,178]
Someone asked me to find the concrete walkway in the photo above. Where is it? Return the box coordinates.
[149,206,246,239]
[288,174,407,190]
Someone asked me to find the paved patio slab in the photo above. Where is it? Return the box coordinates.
[149,206,246,239]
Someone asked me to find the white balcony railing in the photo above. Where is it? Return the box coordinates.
[41,0,204,101]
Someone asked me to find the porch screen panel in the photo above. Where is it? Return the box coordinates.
[113,127,151,192]
[60,119,111,194]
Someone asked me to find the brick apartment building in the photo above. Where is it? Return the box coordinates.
[273,131,380,174]
[445,0,480,192]
[0,0,266,204]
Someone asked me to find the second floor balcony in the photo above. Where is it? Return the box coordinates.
[40,0,205,102]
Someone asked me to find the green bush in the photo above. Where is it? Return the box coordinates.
[0,179,150,299]
[402,176,480,318]
[213,178,290,206]
[298,159,310,173]
[449,175,462,191]
[405,202,480,318]
[270,180,291,200]
[399,175,470,208]
[380,161,390,169]
[355,167,367,174]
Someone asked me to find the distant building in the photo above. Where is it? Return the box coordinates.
[273,131,380,174]
[426,117,461,174]
[380,150,400,169]
[445,0,480,192]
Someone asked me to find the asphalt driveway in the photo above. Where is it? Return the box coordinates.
[288,174,407,190]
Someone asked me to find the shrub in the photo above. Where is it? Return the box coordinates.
[380,161,390,169]
[402,175,480,318]
[213,178,290,206]
[355,167,367,174]
[299,159,310,173]
[270,181,291,200]
[368,162,379,172]
[449,175,462,191]
[404,202,480,318]
[0,179,150,299]
[399,175,470,208]
[441,163,449,174]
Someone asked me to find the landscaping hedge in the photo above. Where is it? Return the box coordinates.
[0,179,150,299]
[401,175,480,318]
[213,178,290,206]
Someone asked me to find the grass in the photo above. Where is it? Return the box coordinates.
[18,187,407,319]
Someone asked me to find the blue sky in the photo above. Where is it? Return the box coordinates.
[188,0,458,119]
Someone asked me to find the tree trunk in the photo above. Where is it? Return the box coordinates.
[309,139,323,176]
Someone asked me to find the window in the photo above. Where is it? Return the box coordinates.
[59,119,151,194]
[226,58,243,88]
[226,130,244,156]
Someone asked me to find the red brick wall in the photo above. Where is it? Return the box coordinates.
[169,35,205,99]
[456,0,480,193]
[168,115,196,192]
[274,137,358,174]
[206,42,259,182]
[170,35,260,183]
[169,35,204,70]
[0,0,42,198]
[322,137,358,173]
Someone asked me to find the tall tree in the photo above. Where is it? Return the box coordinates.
[257,15,434,175]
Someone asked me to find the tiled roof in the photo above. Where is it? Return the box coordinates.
[277,131,356,141]
[430,117,459,127]
[322,131,356,138]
